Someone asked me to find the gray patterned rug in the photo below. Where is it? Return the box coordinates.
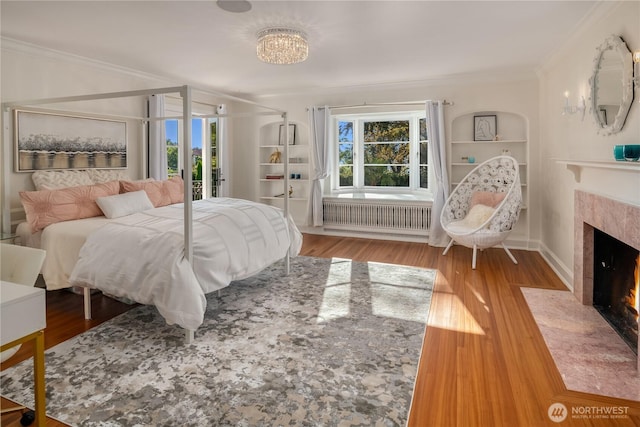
[1,256,435,426]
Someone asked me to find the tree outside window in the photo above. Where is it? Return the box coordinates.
[338,121,353,186]
[334,113,429,192]
[363,120,410,187]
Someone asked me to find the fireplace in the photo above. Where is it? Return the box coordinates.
[592,229,639,354]
[573,190,640,367]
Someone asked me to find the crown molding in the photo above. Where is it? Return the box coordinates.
[0,37,253,102]
[254,67,538,100]
[0,37,537,102]
[1,37,177,85]
[536,1,622,76]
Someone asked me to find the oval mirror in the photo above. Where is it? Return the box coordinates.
[589,35,634,135]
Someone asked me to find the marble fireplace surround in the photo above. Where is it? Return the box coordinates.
[573,190,640,363]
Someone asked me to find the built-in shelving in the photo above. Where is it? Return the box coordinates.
[258,122,310,226]
[449,111,530,246]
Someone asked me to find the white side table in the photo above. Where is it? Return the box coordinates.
[0,280,46,427]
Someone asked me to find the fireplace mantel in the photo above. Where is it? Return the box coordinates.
[555,159,640,182]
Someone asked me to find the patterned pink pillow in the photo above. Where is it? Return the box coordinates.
[120,176,184,207]
[20,181,120,232]
[470,191,506,208]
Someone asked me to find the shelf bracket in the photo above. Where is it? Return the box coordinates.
[564,164,582,183]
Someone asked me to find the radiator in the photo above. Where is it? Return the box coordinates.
[322,199,431,236]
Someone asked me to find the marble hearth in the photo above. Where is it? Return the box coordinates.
[573,190,640,365]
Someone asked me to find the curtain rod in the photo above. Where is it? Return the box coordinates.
[307,100,453,111]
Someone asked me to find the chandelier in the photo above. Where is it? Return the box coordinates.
[256,28,308,65]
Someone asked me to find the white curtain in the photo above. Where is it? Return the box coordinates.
[426,100,450,247]
[148,94,168,180]
[307,106,330,226]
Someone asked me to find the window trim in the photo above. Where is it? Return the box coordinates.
[330,111,433,197]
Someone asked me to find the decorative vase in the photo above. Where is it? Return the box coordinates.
[613,145,625,161]
[623,145,640,162]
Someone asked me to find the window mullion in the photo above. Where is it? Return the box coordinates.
[177,120,184,175]
[355,119,363,189]
[410,116,417,190]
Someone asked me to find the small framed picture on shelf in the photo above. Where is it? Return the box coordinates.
[279,124,296,145]
[473,115,497,141]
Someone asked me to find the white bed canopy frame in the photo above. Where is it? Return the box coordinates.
[1,85,293,344]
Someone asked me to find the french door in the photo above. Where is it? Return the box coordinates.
[166,117,226,199]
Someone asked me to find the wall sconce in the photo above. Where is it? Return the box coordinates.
[562,91,586,120]
[634,51,640,100]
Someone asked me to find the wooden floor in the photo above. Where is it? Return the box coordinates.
[2,234,639,426]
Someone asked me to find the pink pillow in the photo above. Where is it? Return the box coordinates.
[120,176,184,207]
[20,181,120,232]
[470,191,506,208]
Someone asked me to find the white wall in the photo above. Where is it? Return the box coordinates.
[537,1,640,286]
[238,76,541,239]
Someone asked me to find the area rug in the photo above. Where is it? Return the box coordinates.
[1,256,435,426]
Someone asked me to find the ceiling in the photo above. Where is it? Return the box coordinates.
[1,1,600,98]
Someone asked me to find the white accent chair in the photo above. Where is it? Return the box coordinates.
[441,156,522,269]
[1,244,46,362]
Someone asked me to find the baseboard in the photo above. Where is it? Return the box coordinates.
[537,241,574,291]
[300,227,544,248]
[504,237,537,251]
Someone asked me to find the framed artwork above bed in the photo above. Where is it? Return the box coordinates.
[14,109,127,172]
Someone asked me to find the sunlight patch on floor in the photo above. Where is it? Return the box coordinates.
[368,262,433,323]
[428,274,486,336]
[317,258,436,324]
[317,257,352,323]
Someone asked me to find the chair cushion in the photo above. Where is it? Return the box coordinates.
[470,191,506,208]
[448,204,496,232]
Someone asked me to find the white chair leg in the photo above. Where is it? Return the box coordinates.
[502,243,518,264]
[472,244,478,269]
[442,238,455,255]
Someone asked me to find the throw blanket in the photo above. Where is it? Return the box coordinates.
[69,198,302,330]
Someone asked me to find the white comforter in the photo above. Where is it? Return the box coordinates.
[69,198,302,330]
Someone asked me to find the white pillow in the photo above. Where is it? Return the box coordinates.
[32,170,93,190]
[448,204,496,233]
[460,204,496,228]
[86,169,130,184]
[96,190,154,219]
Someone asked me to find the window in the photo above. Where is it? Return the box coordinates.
[338,121,354,186]
[333,112,430,193]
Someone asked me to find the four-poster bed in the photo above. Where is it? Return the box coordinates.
[1,85,300,343]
